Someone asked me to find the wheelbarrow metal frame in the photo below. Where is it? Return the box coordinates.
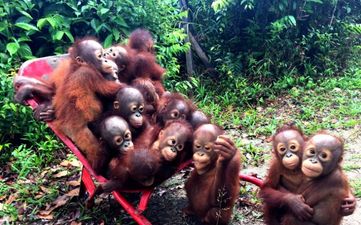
[16,56,263,225]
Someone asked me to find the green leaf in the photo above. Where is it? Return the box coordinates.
[6,42,20,55]
[18,43,33,59]
[90,19,98,32]
[104,34,113,48]
[54,31,64,41]
[112,29,120,41]
[37,17,58,29]
[17,37,31,42]
[18,10,33,19]
[307,0,323,3]
[46,17,58,28]
[16,16,32,24]
[211,0,231,12]
[37,18,47,29]
[288,16,296,26]
[113,17,128,28]
[10,103,17,111]
[100,8,110,15]
[15,22,39,31]
[64,30,74,42]
[0,21,8,33]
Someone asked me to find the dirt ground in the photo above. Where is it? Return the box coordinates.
[147,128,361,225]
[5,96,359,224]
[138,125,361,225]
[49,94,361,224]
[42,120,358,225]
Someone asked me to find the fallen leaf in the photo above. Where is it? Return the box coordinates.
[157,189,167,197]
[18,202,27,215]
[5,194,18,204]
[69,160,82,167]
[60,159,82,168]
[70,221,81,225]
[67,180,80,187]
[53,171,69,178]
[35,194,44,199]
[53,194,70,206]
[66,188,79,197]
[40,186,51,194]
[94,198,104,205]
[0,215,12,223]
[38,194,70,216]
[37,214,54,220]
[17,179,32,184]
[37,188,80,218]
[50,167,61,172]
[60,160,71,167]
[40,168,52,178]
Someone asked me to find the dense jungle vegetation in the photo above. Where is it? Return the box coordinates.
[0,0,360,223]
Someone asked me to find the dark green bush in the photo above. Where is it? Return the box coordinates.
[188,0,361,79]
[0,0,189,174]
[0,0,189,76]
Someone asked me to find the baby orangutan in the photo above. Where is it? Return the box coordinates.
[184,124,241,225]
[151,120,193,182]
[260,126,356,225]
[282,133,352,225]
[259,125,313,225]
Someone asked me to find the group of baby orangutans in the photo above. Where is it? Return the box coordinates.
[14,29,241,224]
[259,124,356,225]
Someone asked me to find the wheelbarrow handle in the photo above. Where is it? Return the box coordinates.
[239,174,263,187]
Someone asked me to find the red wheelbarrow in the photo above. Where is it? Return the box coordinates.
[15,55,264,225]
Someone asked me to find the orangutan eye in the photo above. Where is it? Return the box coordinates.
[319,152,330,162]
[177,144,183,151]
[167,138,177,146]
[205,146,211,151]
[276,142,286,153]
[124,132,131,140]
[131,105,137,112]
[171,111,179,119]
[139,105,144,112]
[194,144,201,149]
[114,136,123,145]
[305,148,316,157]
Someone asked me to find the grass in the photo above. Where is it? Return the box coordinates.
[351,180,361,198]
[194,68,361,138]
[343,163,361,172]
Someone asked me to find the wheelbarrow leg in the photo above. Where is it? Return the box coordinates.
[79,167,96,207]
[113,191,152,225]
[137,189,154,213]
[78,177,87,200]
